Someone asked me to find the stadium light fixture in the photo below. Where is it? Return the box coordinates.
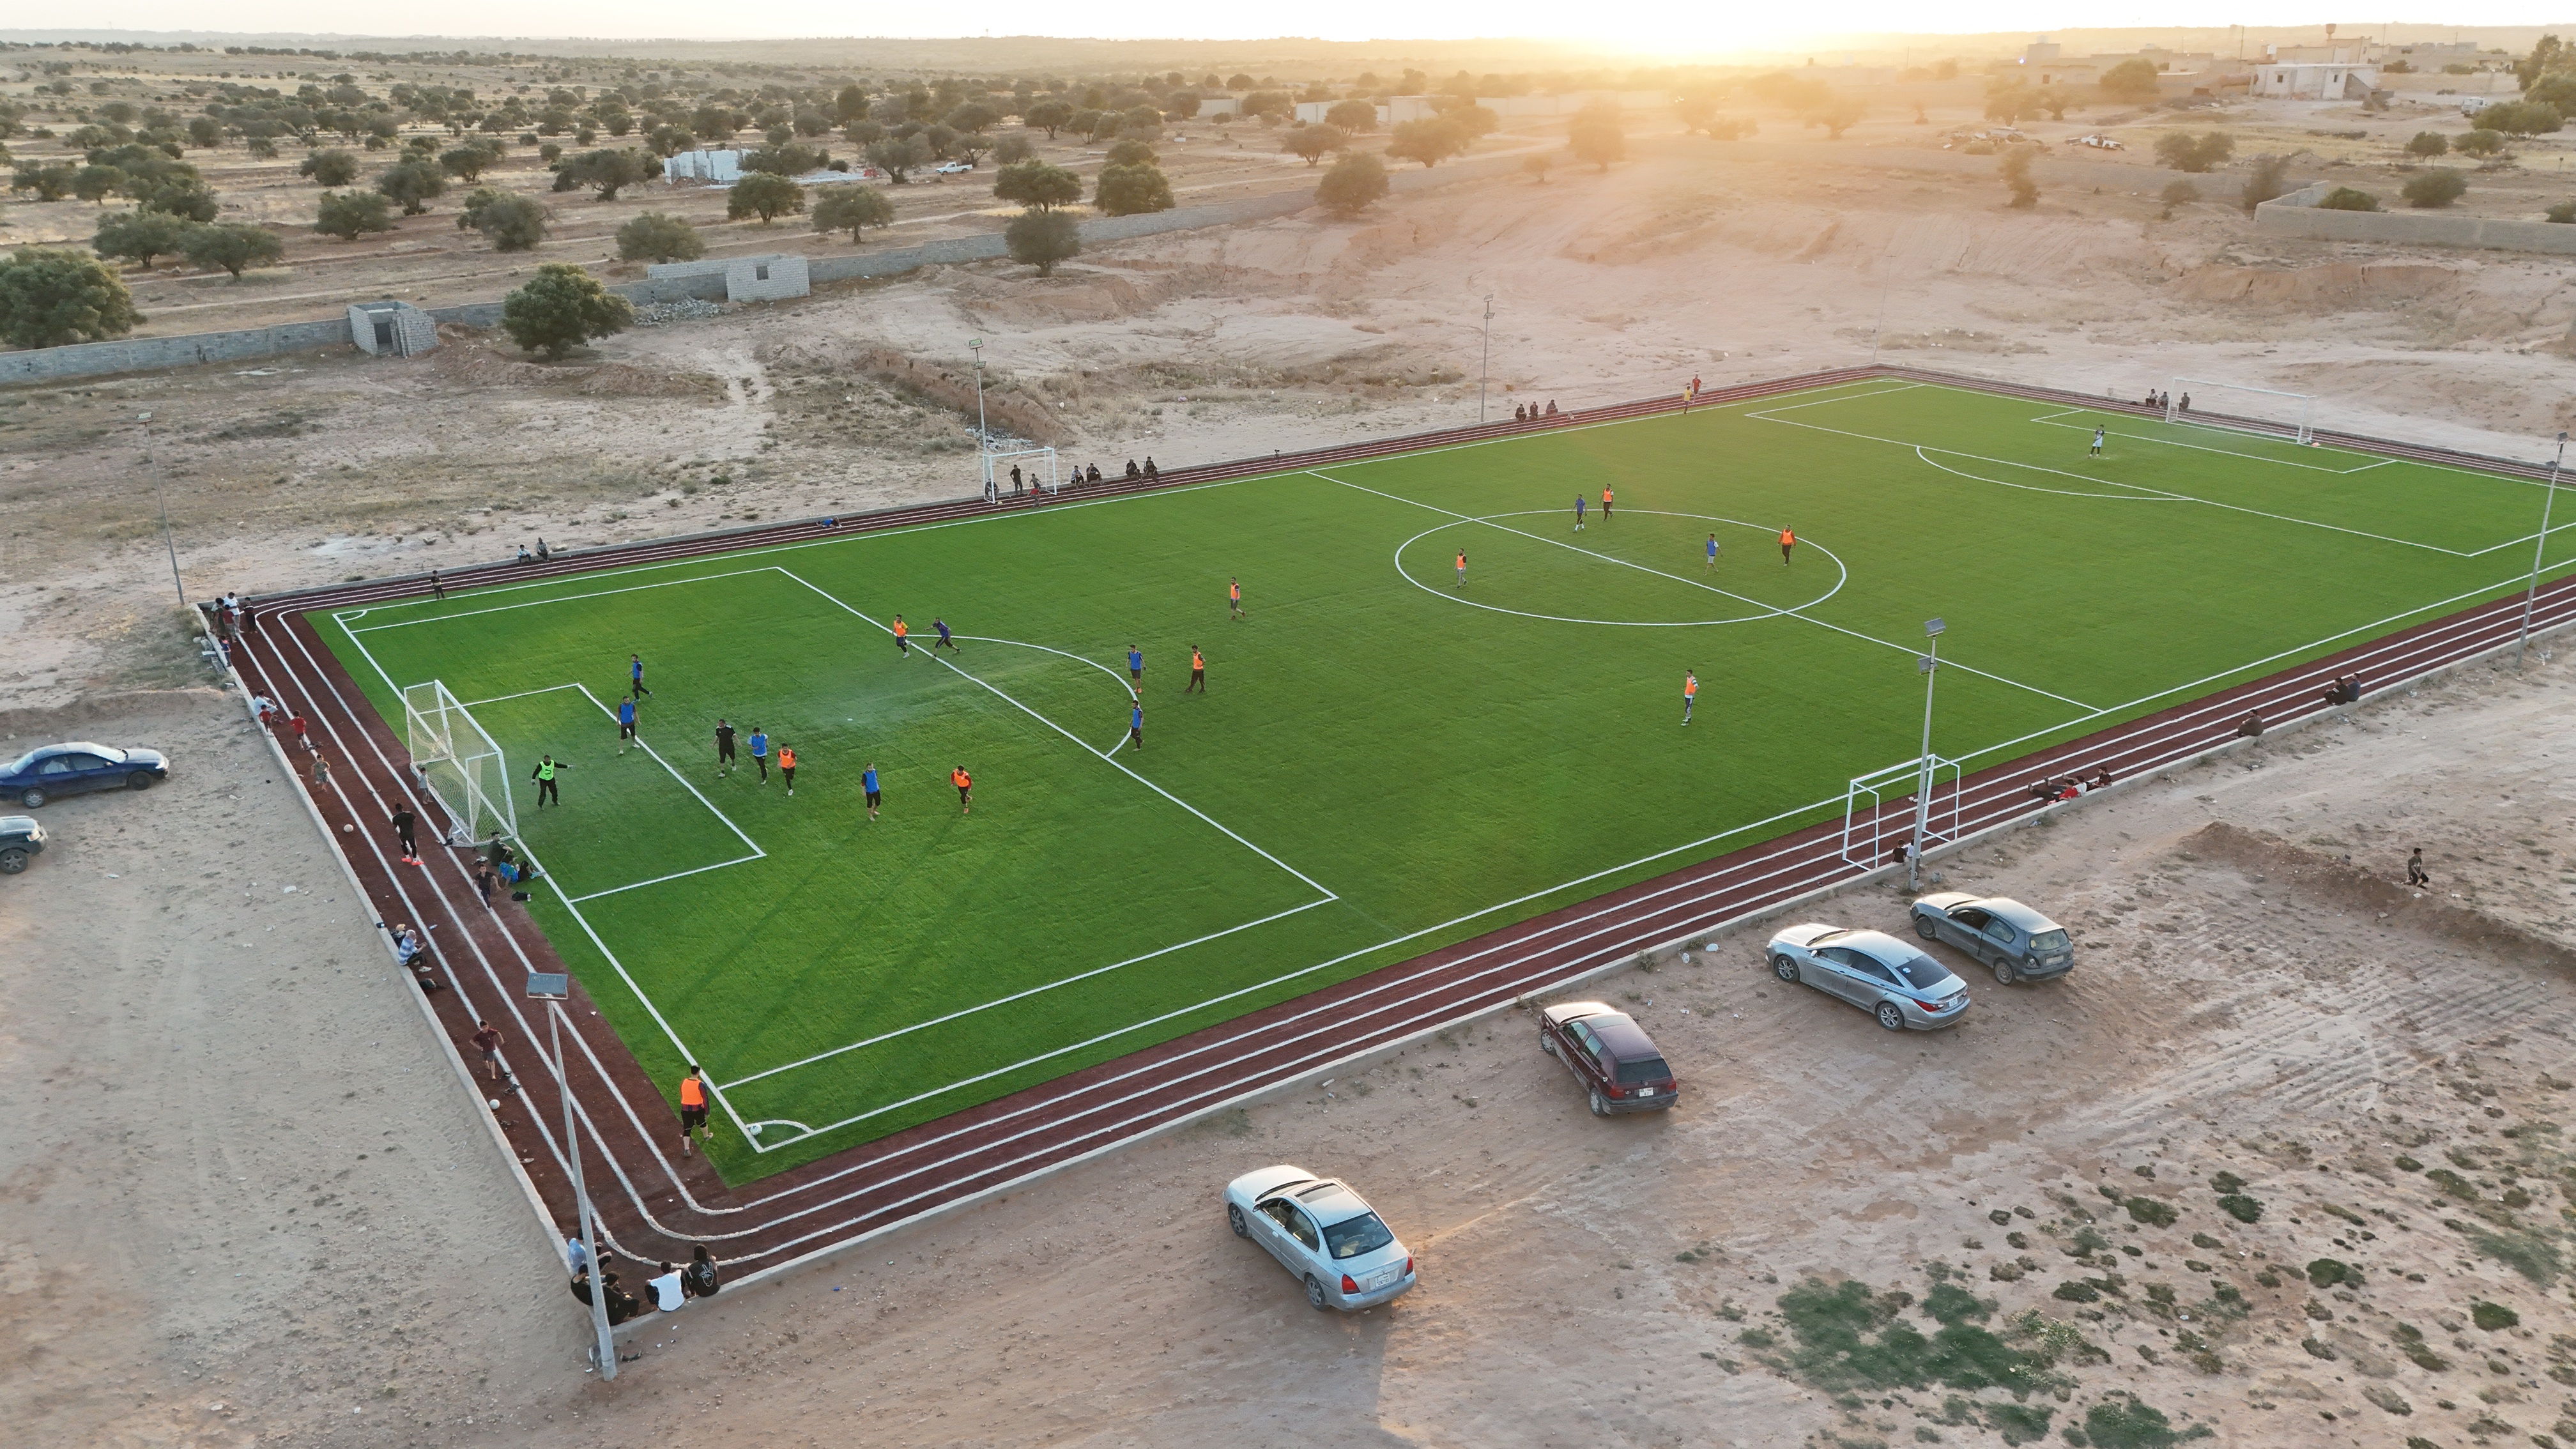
[530,972,615,1380]
[2520,432,2568,669]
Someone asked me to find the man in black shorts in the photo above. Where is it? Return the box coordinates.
[714,718,736,776]
[470,1020,503,1082]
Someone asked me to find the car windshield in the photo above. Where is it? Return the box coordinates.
[3,750,34,776]
[1322,1212,1394,1261]
[1885,951,1958,992]
[1615,1055,1671,1085]
[2030,929,2070,953]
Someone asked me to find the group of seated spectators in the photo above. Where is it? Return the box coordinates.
[570,1241,723,1324]
[2319,672,2362,706]
[1510,401,1561,423]
[2141,389,2189,411]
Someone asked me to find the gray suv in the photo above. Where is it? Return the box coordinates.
[1911,893,2073,985]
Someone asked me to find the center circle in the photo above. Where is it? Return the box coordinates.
[1393,510,1848,627]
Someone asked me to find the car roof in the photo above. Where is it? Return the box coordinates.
[1978,898,2062,931]
[29,742,119,758]
[1833,930,1929,965]
[1286,1179,1374,1223]
[1585,1013,1659,1059]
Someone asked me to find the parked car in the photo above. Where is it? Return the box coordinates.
[2071,133,2125,150]
[0,815,46,874]
[1767,924,1970,1031]
[1538,1001,1678,1116]
[1912,894,2074,985]
[1223,1165,1417,1311]
[933,160,974,174]
[1,742,169,808]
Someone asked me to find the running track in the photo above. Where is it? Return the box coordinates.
[220,365,2576,1285]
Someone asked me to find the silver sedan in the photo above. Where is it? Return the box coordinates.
[1224,1165,1417,1311]
[1767,924,1971,1031]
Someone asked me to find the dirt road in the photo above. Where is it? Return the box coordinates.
[8,638,2572,1449]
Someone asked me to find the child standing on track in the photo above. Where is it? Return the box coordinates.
[951,764,972,815]
[863,762,881,819]
[748,726,769,783]
[617,695,638,753]
[714,719,735,775]
[891,616,910,656]
[778,744,797,796]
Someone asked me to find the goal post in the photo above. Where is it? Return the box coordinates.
[2166,378,2315,445]
[402,680,518,847]
[981,445,1059,498]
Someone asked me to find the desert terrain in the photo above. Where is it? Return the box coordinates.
[9,35,2576,1449]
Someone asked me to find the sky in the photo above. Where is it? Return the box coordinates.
[30,7,2576,53]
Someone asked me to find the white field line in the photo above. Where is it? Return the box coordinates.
[1911,447,2186,503]
[460,682,588,709]
[1752,406,2510,558]
[1386,506,1853,625]
[567,855,764,903]
[567,682,763,859]
[1314,470,2102,712]
[339,566,783,631]
[716,897,1338,1092]
[948,632,1138,756]
[771,567,1336,900]
[2022,406,2394,474]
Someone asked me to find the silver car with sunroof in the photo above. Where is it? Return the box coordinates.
[1223,1165,1417,1311]
[1767,924,1971,1032]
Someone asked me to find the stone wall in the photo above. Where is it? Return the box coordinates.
[2253,181,2576,254]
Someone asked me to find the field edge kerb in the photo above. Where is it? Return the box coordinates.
[230,364,2576,1263]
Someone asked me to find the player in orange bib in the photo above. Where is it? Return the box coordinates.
[1601,485,1613,521]
[891,615,910,655]
[677,1066,710,1155]
[1186,647,1206,693]
[1454,549,1467,586]
[1779,527,1796,567]
[778,744,797,796]
[951,764,972,814]
[1683,670,1698,726]
[1229,578,1243,620]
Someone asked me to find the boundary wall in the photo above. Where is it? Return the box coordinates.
[2255,180,2576,255]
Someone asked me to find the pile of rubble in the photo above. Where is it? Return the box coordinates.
[632,298,723,326]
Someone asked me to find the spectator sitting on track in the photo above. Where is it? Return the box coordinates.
[1143,456,1158,479]
[1087,463,1103,483]
[517,544,532,563]
[601,1272,646,1325]
[1545,399,1559,415]
[569,1267,594,1306]
[1124,459,1141,479]
[682,1244,721,1299]
[2236,710,2266,739]
[535,538,551,560]
[648,1261,687,1312]
[388,923,422,967]
[2088,767,2114,790]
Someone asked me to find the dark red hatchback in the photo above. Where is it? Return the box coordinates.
[1538,1002,1678,1116]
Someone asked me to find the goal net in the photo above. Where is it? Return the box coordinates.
[981,446,1059,499]
[402,680,517,847]
[2166,378,2315,445]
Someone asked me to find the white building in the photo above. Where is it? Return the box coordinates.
[663,149,744,183]
[2251,63,2382,99]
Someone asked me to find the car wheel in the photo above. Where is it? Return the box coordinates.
[1304,1275,1331,1310]
[1993,961,2018,986]
[1771,954,1799,983]
[1588,1085,1609,1117]
[1876,1001,1907,1032]
[127,771,157,791]
[1913,915,1937,941]
[1540,1030,1560,1059]
[0,849,24,875]
[1227,1204,1250,1238]
[19,788,44,809]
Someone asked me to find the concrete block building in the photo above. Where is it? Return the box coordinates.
[347,300,437,357]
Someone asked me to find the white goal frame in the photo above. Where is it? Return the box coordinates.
[402,680,518,847]
[2167,378,2314,445]
[1840,755,1963,871]
[982,446,1060,499]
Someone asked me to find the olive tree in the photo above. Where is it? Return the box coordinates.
[1325,98,1377,132]
[1315,150,1389,217]
[2403,130,2450,157]
[2402,168,2467,208]
[560,147,654,199]
[1567,107,1625,171]
[615,210,704,262]
[993,160,1081,210]
[313,188,395,240]
[375,158,446,215]
[1004,206,1080,275]
[0,247,143,348]
[179,222,284,277]
[92,208,192,268]
[727,171,804,223]
[1093,161,1174,216]
[811,185,894,241]
[460,188,549,250]
[864,135,931,182]
[500,261,633,360]
[299,147,360,185]
[1283,124,1346,165]
[1386,116,1468,167]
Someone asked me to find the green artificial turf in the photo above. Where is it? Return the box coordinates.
[318,377,2574,1182]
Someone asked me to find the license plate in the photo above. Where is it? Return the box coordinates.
[1364,1266,1403,1290]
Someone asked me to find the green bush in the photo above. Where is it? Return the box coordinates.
[2402,169,2468,208]
[178,221,283,277]
[499,261,632,360]
[615,210,704,263]
[2153,130,2234,172]
[1092,161,1173,216]
[2316,187,2380,211]
[298,147,359,185]
[2404,130,2450,157]
[2216,1194,2262,1223]
[1315,150,1390,217]
[2547,201,2576,223]
[0,246,143,347]
[2473,99,2563,135]
[312,188,394,240]
[2469,1300,2520,1331]
[2454,128,2507,157]
[1003,206,1080,275]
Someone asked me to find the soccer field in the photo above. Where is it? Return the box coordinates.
[316,376,2573,1182]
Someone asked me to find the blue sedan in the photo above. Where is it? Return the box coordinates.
[1,742,171,808]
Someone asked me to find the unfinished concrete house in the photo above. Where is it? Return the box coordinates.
[348,300,438,358]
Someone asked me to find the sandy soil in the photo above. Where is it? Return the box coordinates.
[7,624,2573,1449]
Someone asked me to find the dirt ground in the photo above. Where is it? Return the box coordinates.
[6,602,2574,1449]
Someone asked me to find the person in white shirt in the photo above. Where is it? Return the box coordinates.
[648,1262,687,1312]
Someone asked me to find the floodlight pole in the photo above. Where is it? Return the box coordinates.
[2518,431,2567,669]
[969,337,988,498]
[142,411,185,611]
[548,998,615,1380]
[1478,295,1493,424]
[1910,618,1944,891]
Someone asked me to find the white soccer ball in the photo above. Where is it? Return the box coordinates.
[341,823,353,832]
